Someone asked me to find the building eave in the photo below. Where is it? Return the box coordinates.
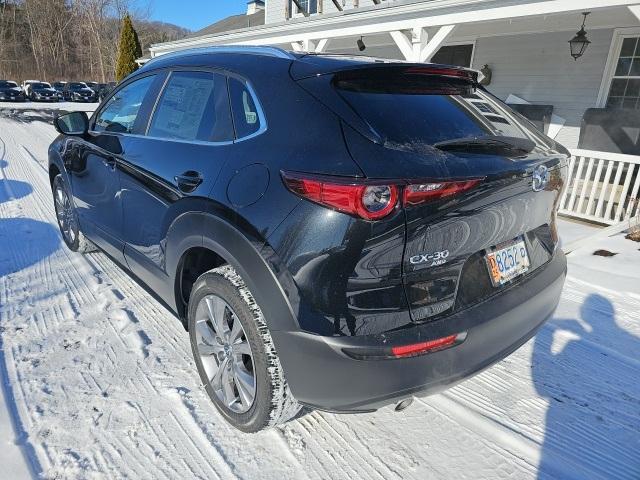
[150,0,640,55]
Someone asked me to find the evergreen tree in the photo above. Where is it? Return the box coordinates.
[115,14,141,82]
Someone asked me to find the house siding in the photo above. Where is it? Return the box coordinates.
[472,29,613,149]
[266,0,384,25]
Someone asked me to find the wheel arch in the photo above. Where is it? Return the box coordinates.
[168,211,299,333]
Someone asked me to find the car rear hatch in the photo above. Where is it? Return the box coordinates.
[294,60,569,323]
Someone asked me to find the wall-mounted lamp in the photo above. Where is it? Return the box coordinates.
[357,36,366,52]
[479,64,492,86]
[569,12,591,61]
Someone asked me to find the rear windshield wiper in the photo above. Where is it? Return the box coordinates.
[433,135,536,154]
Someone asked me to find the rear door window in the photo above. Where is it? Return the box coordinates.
[228,78,263,139]
[148,71,233,142]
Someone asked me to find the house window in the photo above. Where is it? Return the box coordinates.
[606,36,640,109]
[290,0,318,15]
[431,44,474,68]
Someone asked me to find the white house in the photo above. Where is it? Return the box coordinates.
[149,0,640,226]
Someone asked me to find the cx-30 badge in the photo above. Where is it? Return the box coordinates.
[532,164,550,192]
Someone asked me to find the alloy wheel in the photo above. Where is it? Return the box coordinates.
[194,294,256,413]
[54,182,77,245]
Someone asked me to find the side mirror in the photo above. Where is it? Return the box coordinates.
[53,111,89,136]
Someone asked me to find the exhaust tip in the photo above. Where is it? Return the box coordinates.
[395,398,413,412]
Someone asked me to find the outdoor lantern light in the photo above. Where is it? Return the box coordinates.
[357,36,366,52]
[569,12,591,60]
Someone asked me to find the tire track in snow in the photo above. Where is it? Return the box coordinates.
[0,118,309,479]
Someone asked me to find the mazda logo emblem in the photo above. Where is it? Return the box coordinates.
[532,165,550,192]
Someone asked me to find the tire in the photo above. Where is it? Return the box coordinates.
[188,265,301,433]
[52,174,96,253]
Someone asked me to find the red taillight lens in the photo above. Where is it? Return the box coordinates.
[282,172,398,220]
[391,333,465,358]
[403,179,481,206]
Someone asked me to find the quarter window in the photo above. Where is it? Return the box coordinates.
[228,78,263,139]
[606,36,640,109]
[148,71,233,142]
[94,75,155,133]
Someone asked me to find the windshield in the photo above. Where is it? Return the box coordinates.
[334,69,535,148]
[33,82,51,90]
[70,82,87,90]
[0,81,17,88]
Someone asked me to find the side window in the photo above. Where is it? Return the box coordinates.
[148,71,233,142]
[94,75,155,134]
[228,78,263,139]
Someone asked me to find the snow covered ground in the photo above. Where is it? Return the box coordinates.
[0,105,639,479]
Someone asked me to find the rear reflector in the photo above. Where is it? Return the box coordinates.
[403,179,481,206]
[391,333,462,358]
[342,332,467,360]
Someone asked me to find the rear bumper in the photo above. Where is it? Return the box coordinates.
[273,249,566,412]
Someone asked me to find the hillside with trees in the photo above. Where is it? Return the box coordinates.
[0,0,189,83]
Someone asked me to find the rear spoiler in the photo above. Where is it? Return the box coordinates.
[290,55,479,83]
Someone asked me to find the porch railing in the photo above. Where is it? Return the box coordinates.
[559,149,640,225]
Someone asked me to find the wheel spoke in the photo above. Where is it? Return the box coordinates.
[205,296,228,337]
[211,357,227,390]
[197,341,223,357]
[221,363,236,407]
[232,364,255,407]
[195,318,217,346]
[232,341,251,356]
[229,316,243,343]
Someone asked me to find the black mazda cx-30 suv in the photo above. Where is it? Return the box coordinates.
[49,46,568,432]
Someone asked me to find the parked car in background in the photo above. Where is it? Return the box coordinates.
[52,81,67,100]
[0,80,26,101]
[98,82,117,102]
[48,47,568,433]
[22,80,40,97]
[85,82,100,101]
[29,82,59,102]
[63,82,97,102]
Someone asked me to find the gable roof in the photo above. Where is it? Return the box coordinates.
[189,10,265,38]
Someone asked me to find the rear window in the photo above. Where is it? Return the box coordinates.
[334,68,531,147]
[0,81,17,88]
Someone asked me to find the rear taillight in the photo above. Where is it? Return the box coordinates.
[282,172,399,220]
[282,172,481,219]
[403,179,481,206]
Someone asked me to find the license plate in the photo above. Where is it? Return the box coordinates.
[485,237,530,286]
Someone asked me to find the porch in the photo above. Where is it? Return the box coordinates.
[149,0,640,225]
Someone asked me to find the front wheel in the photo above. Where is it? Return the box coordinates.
[52,174,95,253]
[188,265,301,432]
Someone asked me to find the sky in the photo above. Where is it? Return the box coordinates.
[149,0,248,32]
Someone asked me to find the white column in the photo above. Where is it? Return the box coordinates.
[419,25,457,62]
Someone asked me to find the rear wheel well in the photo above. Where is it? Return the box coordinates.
[49,164,60,187]
[176,247,226,323]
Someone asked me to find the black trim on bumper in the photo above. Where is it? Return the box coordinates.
[273,250,566,412]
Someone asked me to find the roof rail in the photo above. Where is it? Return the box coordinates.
[144,45,296,67]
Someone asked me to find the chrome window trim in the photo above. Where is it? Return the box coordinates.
[89,69,268,145]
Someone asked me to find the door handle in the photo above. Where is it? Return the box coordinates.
[175,171,203,193]
[102,156,116,171]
